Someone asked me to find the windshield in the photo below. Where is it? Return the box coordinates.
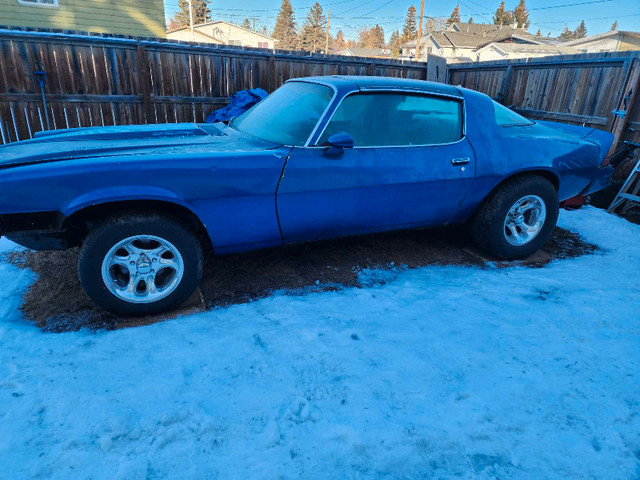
[231,81,334,146]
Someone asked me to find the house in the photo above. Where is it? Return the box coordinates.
[474,42,579,62]
[167,21,277,49]
[0,0,166,37]
[402,22,540,61]
[335,47,391,58]
[563,30,640,53]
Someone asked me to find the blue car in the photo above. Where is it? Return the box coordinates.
[0,76,614,315]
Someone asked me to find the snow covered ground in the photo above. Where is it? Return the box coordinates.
[0,207,639,479]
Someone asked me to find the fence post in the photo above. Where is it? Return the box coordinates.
[268,53,276,92]
[136,43,153,123]
[497,65,514,104]
[426,54,447,83]
[607,56,640,156]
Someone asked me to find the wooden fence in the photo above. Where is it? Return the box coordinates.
[0,28,427,144]
[1,27,639,153]
[446,51,640,151]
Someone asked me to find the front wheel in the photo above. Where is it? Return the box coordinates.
[78,212,203,316]
[471,175,559,260]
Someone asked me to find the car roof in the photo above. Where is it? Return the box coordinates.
[292,75,462,97]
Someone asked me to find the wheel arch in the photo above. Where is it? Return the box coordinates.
[62,199,213,251]
[492,169,560,193]
[467,169,560,221]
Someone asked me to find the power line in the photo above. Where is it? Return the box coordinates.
[360,0,396,17]
[534,12,640,24]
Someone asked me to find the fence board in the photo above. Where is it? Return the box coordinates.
[0,28,427,143]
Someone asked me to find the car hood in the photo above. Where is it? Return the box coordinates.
[0,123,280,168]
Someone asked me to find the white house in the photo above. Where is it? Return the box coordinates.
[474,42,579,62]
[335,47,391,58]
[167,21,277,49]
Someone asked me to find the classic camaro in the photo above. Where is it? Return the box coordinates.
[0,76,614,315]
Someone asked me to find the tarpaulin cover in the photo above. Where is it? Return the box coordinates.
[206,88,268,123]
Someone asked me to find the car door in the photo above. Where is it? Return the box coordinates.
[276,90,476,243]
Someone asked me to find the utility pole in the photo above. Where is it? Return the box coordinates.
[189,0,195,41]
[325,9,331,53]
[415,0,425,60]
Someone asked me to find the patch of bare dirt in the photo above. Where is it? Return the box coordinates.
[6,225,599,332]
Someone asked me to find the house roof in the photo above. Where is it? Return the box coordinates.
[406,24,540,49]
[167,20,276,41]
[336,47,391,57]
[563,29,640,46]
[447,22,519,35]
[477,42,580,55]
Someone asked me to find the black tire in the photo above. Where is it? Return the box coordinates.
[471,175,559,260]
[78,211,203,316]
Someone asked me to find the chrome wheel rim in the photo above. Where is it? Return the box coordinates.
[503,195,547,246]
[101,235,184,304]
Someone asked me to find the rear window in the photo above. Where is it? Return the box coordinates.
[493,101,534,126]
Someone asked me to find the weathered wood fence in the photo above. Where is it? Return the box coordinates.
[0,28,427,144]
[1,27,639,152]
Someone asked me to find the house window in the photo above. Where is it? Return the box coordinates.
[18,0,58,6]
[229,40,242,46]
[258,42,269,48]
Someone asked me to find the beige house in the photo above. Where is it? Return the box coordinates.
[167,21,276,49]
[563,30,640,53]
[0,0,166,37]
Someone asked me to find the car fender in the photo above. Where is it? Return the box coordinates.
[62,186,191,218]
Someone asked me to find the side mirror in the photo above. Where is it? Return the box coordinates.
[325,132,354,156]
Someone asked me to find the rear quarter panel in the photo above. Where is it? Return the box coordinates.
[452,88,602,221]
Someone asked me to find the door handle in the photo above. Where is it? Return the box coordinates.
[451,157,470,165]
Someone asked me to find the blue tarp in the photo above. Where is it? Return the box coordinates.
[206,88,268,123]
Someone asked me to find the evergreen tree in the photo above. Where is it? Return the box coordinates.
[242,18,251,30]
[331,29,347,51]
[299,2,327,52]
[447,4,461,26]
[468,17,474,24]
[513,0,530,29]
[272,0,298,50]
[610,20,618,31]
[357,25,385,48]
[573,20,587,38]
[559,25,574,40]
[171,0,212,28]
[493,1,513,26]
[401,5,417,42]
[371,24,385,48]
[389,29,401,57]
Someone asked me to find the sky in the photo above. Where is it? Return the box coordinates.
[163,0,640,40]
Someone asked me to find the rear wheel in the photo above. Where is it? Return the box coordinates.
[471,175,559,259]
[78,212,203,316]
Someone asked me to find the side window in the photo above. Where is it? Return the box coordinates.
[493,101,534,126]
[318,92,463,147]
